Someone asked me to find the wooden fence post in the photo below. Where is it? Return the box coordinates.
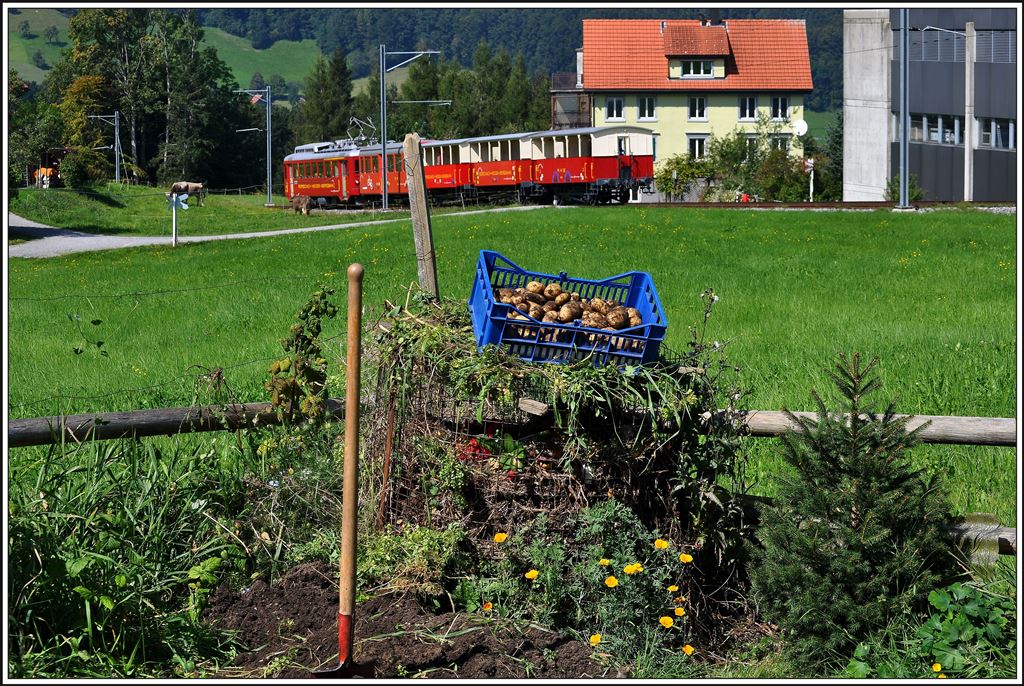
[403,132,439,298]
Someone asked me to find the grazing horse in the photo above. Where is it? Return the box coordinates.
[168,181,205,206]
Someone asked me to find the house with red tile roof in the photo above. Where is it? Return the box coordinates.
[553,17,813,167]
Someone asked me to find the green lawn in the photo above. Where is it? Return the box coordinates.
[7,206,1017,522]
[8,183,412,236]
[7,7,71,83]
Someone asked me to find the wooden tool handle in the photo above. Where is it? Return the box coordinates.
[340,263,363,618]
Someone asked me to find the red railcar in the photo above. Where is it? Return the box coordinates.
[283,126,655,207]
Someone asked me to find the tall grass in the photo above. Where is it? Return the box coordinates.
[7,206,1016,521]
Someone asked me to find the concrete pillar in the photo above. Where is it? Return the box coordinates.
[843,10,893,201]
[964,22,975,201]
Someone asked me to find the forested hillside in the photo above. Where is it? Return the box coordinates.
[195,7,843,111]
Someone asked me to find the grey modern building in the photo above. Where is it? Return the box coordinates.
[844,8,1017,202]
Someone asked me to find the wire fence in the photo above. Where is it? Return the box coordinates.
[12,184,269,199]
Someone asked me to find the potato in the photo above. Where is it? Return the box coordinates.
[558,303,583,323]
[497,287,515,300]
[542,311,559,323]
[508,310,524,320]
[516,301,530,313]
[526,281,545,295]
[522,291,546,305]
[626,307,643,327]
[606,308,629,330]
[570,291,581,301]
[542,300,559,312]
[543,283,563,300]
[528,303,545,320]
[588,313,609,329]
[509,293,525,306]
[554,292,570,306]
[590,297,608,314]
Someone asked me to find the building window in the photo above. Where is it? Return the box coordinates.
[771,134,791,152]
[638,96,657,121]
[605,97,624,121]
[980,117,1016,149]
[910,115,924,142]
[688,135,709,159]
[771,96,789,120]
[680,59,714,77]
[688,96,706,121]
[745,134,759,158]
[739,95,757,120]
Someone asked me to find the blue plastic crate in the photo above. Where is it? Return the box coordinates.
[469,250,668,366]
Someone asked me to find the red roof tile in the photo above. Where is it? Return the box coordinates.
[663,24,730,56]
[583,19,813,92]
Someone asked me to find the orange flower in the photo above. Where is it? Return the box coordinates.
[482,602,493,612]
[674,607,686,617]
[654,539,669,549]
[524,569,539,580]
[604,576,619,588]
[589,633,602,647]
[682,644,695,656]
[659,616,674,629]
[493,533,508,543]
[679,553,694,564]
[667,585,679,592]
[674,596,687,605]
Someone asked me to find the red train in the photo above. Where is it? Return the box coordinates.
[283,126,655,207]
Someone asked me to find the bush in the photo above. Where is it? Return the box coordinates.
[885,173,926,203]
[59,150,109,188]
[748,352,962,673]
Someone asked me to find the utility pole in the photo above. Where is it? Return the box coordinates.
[233,86,273,206]
[964,21,975,201]
[898,8,909,209]
[88,111,122,184]
[921,23,975,201]
[379,45,441,211]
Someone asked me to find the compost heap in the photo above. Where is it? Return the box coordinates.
[203,294,756,677]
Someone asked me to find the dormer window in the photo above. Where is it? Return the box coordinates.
[681,59,714,77]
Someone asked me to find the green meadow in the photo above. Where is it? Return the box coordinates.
[8,206,1017,523]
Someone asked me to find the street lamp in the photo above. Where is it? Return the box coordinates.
[379,45,441,210]
[234,86,273,206]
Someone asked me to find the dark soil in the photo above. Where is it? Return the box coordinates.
[201,562,608,679]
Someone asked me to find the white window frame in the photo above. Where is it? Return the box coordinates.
[771,134,791,152]
[688,96,707,122]
[637,95,657,121]
[680,59,715,78]
[771,96,789,121]
[745,134,759,159]
[688,134,709,159]
[739,95,757,121]
[605,96,624,122]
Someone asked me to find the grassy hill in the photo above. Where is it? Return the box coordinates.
[7,8,71,83]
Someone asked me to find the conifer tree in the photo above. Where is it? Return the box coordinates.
[749,352,961,672]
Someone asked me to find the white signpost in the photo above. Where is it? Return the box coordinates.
[167,192,189,246]
[803,158,815,202]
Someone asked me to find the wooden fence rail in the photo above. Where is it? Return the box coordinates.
[8,402,1016,556]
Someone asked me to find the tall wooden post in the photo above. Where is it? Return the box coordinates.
[403,133,439,298]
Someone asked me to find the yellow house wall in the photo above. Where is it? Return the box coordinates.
[593,92,806,162]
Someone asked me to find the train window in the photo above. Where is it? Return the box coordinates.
[617,137,629,156]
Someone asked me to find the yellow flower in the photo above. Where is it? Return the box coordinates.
[667,585,679,592]
[682,644,695,656]
[937,674,947,679]
[932,663,942,673]
[589,633,602,647]
[659,616,674,629]
[679,553,694,564]
[604,576,619,588]
[482,602,493,612]
[525,569,539,580]
[674,607,686,617]
[624,563,643,575]
[654,539,669,549]
[599,558,611,566]
[493,533,508,543]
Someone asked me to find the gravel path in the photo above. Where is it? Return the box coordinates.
[7,205,549,259]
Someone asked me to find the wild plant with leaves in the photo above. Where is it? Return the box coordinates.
[749,352,963,672]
